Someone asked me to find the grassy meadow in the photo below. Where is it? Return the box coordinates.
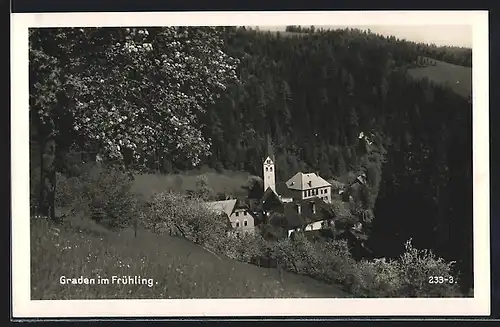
[30,163,469,299]
[407,58,472,98]
[31,215,349,299]
[131,168,251,201]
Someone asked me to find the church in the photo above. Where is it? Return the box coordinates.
[262,153,332,204]
[259,151,340,238]
[205,143,368,240]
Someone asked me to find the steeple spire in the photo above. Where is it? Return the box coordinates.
[263,134,277,194]
[265,133,275,162]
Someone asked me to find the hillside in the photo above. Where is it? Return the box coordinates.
[131,169,251,201]
[31,217,349,299]
[407,58,472,98]
[29,26,474,296]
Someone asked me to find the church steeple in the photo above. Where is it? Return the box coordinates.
[263,134,276,194]
[265,133,275,162]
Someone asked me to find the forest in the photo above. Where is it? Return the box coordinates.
[29,26,473,293]
[204,26,472,291]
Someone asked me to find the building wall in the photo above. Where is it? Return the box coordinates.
[301,187,331,203]
[305,220,324,231]
[263,157,276,194]
[230,209,255,234]
[287,219,334,237]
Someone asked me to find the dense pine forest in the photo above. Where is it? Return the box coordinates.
[198,27,472,290]
[29,26,473,295]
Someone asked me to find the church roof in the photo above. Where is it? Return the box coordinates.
[267,197,335,230]
[261,187,283,212]
[275,181,296,199]
[285,172,331,191]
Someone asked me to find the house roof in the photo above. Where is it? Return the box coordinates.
[275,181,296,199]
[244,198,262,212]
[262,187,282,210]
[280,197,336,230]
[285,172,331,191]
[205,199,237,217]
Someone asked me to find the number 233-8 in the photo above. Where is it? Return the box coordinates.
[428,276,455,284]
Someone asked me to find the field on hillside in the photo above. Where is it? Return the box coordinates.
[407,58,472,98]
[131,169,251,201]
[31,216,349,299]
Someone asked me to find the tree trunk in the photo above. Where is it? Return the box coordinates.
[37,137,44,215]
[39,137,57,221]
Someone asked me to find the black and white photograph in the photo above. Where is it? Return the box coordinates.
[12,11,490,317]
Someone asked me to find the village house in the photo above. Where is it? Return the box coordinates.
[260,150,353,238]
[205,199,257,236]
[263,151,332,204]
[205,146,368,242]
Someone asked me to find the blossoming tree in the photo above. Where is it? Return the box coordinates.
[29,27,240,220]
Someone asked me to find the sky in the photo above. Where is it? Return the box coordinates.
[257,25,472,48]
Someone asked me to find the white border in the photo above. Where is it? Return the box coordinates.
[11,11,490,317]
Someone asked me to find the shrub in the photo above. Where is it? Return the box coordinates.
[396,239,461,297]
[257,235,461,298]
[337,239,461,297]
[55,172,88,212]
[224,232,269,263]
[269,233,319,274]
[55,162,140,230]
[271,237,302,273]
[145,191,228,247]
[313,239,356,285]
[344,258,403,297]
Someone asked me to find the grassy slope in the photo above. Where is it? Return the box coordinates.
[407,58,472,98]
[258,30,472,98]
[131,168,251,201]
[31,215,349,299]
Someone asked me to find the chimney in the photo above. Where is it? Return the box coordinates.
[296,203,301,214]
[311,202,316,214]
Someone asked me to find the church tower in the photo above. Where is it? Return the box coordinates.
[263,134,276,194]
[263,156,276,194]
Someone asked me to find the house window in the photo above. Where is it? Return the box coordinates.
[304,191,307,198]
[244,220,248,226]
[266,167,269,172]
[270,167,273,172]
[235,212,239,217]
[243,211,247,216]
[325,188,328,194]
[235,220,240,228]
